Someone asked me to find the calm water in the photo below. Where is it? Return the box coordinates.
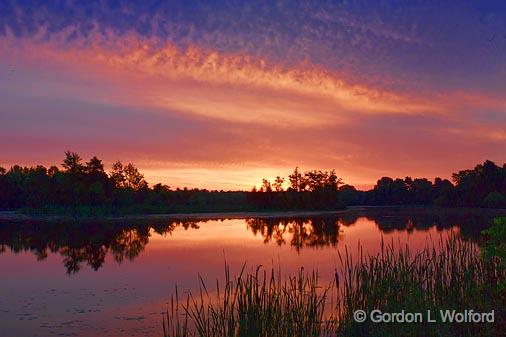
[0,208,500,337]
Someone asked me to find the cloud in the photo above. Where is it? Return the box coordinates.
[4,1,505,93]
[0,1,505,189]
[1,31,437,128]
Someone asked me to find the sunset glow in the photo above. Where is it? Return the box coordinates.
[1,1,505,189]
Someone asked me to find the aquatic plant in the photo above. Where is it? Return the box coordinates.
[163,235,503,337]
[336,235,502,337]
[163,265,330,337]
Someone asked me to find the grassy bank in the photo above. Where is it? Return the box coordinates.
[163,233,504,337]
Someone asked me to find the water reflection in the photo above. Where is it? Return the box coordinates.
[0,219,201,274]
[247,216,342,250]
[0,208,499,274]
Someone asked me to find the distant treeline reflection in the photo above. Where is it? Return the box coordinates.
[0,210,497,274]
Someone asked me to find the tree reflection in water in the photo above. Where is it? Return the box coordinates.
[246,216,342,252]
[0,209,498,273]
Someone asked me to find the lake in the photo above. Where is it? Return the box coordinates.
[0,207,502,337]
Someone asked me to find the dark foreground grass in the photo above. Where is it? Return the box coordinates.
[163,236,504,337]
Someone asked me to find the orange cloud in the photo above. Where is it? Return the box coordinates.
[1,30,504,190]
[1,31,436,128]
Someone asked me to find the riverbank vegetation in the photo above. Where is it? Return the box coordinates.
[355,160,506,208]
[0,152,345,215]
[0,152,504,215]
[163,229,505,337]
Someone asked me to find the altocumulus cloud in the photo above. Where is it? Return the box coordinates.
[0,0,505,189]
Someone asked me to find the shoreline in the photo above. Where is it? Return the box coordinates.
[0,209,352,222]
[1,206,505,222]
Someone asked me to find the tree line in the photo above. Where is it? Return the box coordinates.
[249,168,343,210]
[0,151,256,215]
[254,160,506,209]
[355,160,506,208]
[0,152,505,215]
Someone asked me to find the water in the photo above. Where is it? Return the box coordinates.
[0,208,500,337]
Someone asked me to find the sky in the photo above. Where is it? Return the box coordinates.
[1,1,505,190]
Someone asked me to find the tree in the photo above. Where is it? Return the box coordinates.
[339,184,358,205]
[273,176,284,192]
[433,177,455,207]
[289,167,303,191]
[48,166,59,177]
[261,179,272,192]
[89,181,106,205]
[110,161,126,188]
[25,165,50,206]
[452,160,506,207]
[304,170,325,191]
[302,169,342,192]
[86,156,105,175]
[62,151,84,174]
[409,178,433,204]
[372,177,396,205]
[123,163,147,190]
[483,191,506,208]
[326,170,342,190]
[0,167,7,208]
[1,154,505,213]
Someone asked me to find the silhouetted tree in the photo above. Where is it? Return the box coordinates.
[339,184,359,205]
[261,179,272,192]
[123,163,147,190]
[483,191,506,208]
[0,155,505,213]
[433,177,455,206]
[110,161,126,188]
[62,151,85,174]
[48,165,59,177]
[289,167,303,192]
[273,176,284,192]
[86,156,105,175]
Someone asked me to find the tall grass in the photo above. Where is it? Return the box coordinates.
[163,265,330,337]
[163,236,504,337]
[337,236,503,336]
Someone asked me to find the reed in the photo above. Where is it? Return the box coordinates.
[336,235,503,337]
[163,264,330,337]
[163,235,504,337]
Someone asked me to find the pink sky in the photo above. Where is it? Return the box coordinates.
[1,2,505,190]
